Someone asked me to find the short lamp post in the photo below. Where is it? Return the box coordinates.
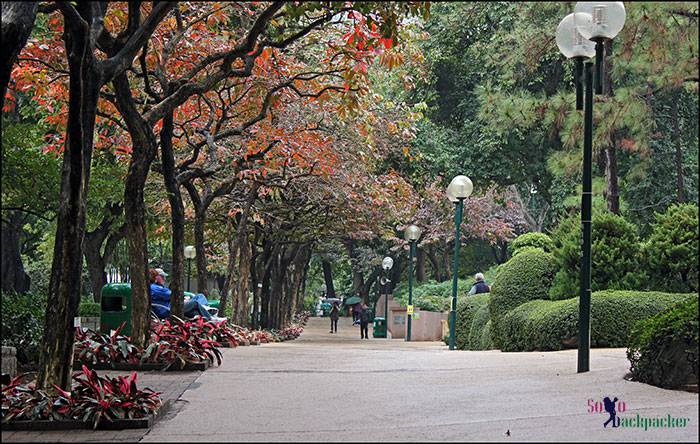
[382,256,394,333]
[446,175,473,351]
[556,2,625,373]
[404,224,422,342]
[184,245,196,293]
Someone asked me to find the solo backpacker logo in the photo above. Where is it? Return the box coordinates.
[587,397,692,430]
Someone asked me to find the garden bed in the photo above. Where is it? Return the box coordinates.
[72,361,209,372]
[2,399,172,430]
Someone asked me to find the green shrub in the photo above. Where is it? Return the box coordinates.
[508,232,554,257]
[79,301,101,317]
[627,297,698,389]
[1,292,46,365]
[642,203,699,293]
[479,320,495,350]
[455,294,490,350]
[488,248,558,349]
[499,290,694,352]
[549,211,643,300]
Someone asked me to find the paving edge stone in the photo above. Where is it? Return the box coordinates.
[0,399,172,431]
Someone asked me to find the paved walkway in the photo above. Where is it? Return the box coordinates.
[4,317,698,442]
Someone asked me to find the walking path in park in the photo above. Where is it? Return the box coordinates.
[4,317,698,442]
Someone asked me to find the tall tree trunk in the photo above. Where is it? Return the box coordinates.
[113,72,158,348]
[671,98,686,203]
[234,234,252,326]
[160,107,184,317]
[37,12,100,390]
[193,209,208,294]
[441,244,452,281]
[219,216,236,320]
[1,211,30,294]
[602,39,620,214]
[426,245,441,282]
[0,1,38,110]
[83,236,106,303]
[604,145,620,214]
[321,258,336,298]
[416,247,426,283]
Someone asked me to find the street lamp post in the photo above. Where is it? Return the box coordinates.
[382,256,394,336]
[573,2,626,94]
[184,245,196,293]
[556,3,625,373]
[446,175,473,350]
[404,225,422,342]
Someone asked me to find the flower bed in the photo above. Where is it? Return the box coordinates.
[73,311,310,370]
[1,366,164,430]
[74,318,222,371]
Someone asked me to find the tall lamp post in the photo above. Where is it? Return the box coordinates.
[446,175,473,350]
[184,245,196,293]
[382,256,394,333]
[556,3,625,373]
[404,224,422,342]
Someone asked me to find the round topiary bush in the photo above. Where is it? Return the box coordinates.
[642,203,699,293]
[508,232,554,257]
[498,290,694,352]
[549,211,643,300]
[488,248,558,349]
[627,297,698,389]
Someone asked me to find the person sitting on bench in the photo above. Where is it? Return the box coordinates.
[149,268,226,322]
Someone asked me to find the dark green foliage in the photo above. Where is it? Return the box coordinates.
[455,294,490,350]
[488,249,558,349]
[499,290,694,352]
[549,211,642,300]
[78,301,101,317]
[627,297,698,389]
[508,232,554,256]
[642,203,699,293]
[0,292,46,365]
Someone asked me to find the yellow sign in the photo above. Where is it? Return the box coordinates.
[407,305,414,315]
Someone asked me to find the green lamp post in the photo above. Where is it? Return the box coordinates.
[382,256,394,330]
[446,175,473,350]
[404,224,422,342]
[184,245,196,293]
[556,3,625,373]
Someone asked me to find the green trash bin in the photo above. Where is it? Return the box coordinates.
[373,317,387,338]
[100,283,132,335]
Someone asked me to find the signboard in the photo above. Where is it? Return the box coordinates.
[406,305,414,315]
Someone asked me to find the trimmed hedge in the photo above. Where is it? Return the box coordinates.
[498,290,694,352]
[455,294,490,350]
[627,297,698,389]
[488,248,557,349]
[549,211,642,300]
[79,301,101,317]
[508,232,554,257]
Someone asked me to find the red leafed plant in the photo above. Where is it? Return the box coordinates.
[143,316,223,370]
[74,322,141,365]
[1,368,162,429]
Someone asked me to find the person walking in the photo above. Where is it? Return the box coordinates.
[360,303,372,339]
[352,302,362,325]
[329,301,340,333]
[468,272,491,295]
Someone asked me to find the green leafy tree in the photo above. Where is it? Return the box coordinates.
[642,204,699,292]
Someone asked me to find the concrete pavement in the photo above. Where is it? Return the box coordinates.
[140,317,698,442]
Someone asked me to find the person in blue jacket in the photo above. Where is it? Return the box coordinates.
[149,268,226,322]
